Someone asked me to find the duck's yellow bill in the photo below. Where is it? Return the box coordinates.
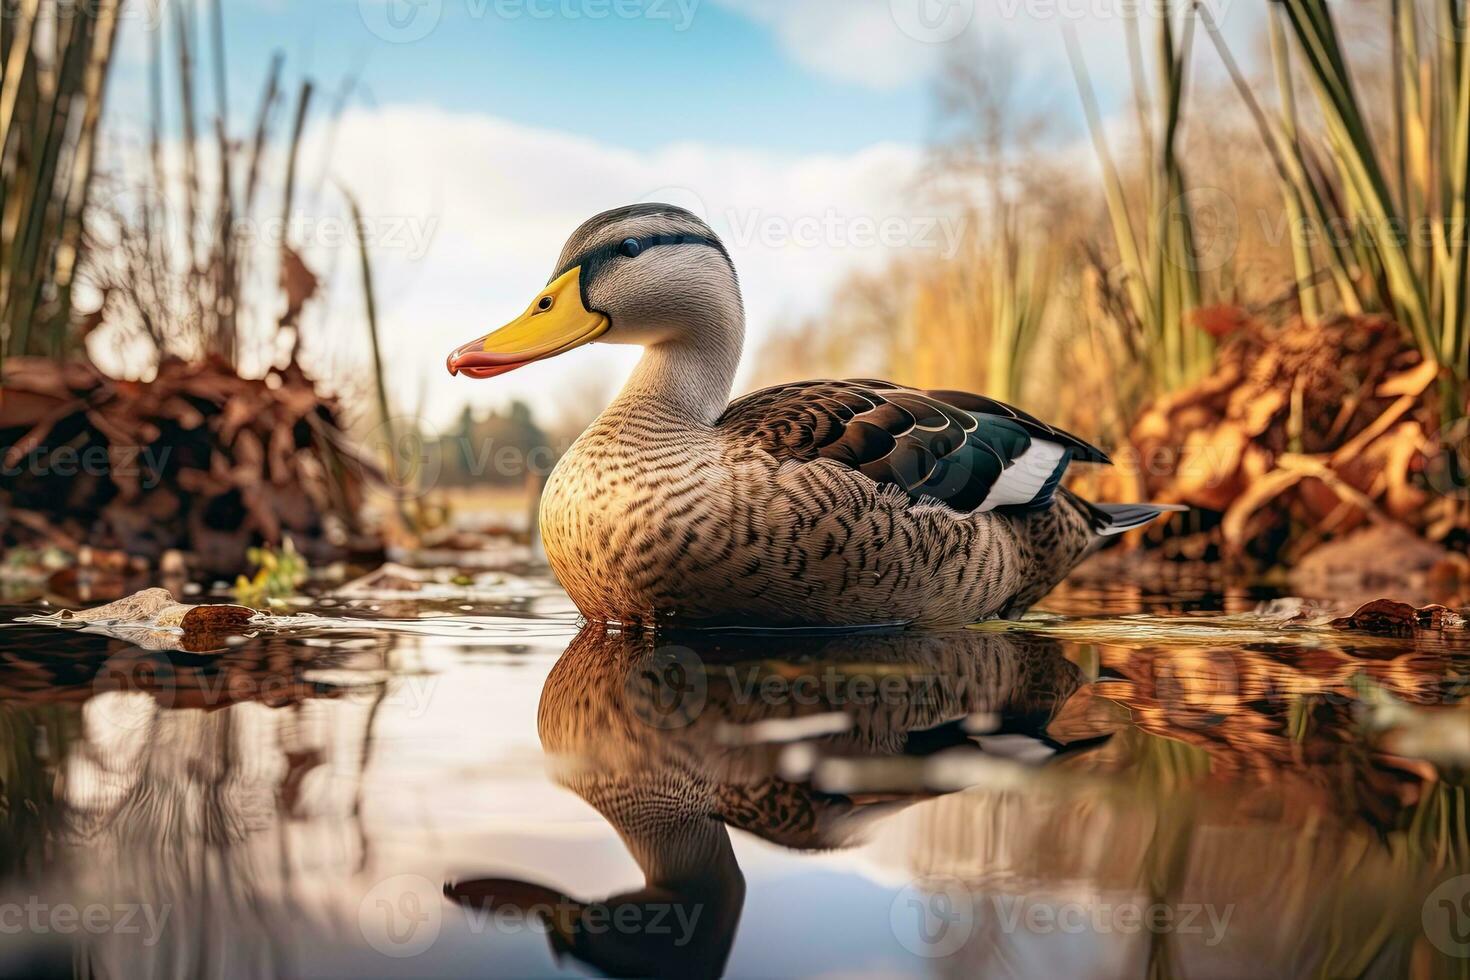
[447,267,609,379]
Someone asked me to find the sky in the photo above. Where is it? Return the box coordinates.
[96,0,1264,432]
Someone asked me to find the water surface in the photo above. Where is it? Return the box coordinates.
[1,568,1467,978]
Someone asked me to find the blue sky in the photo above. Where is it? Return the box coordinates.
[262,1,933,153]
[99,0,1264,427]
[115,0,1063,151]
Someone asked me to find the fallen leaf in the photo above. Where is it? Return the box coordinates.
[279,246,320,327]
[1175,423,1247,511]
[22,587,257,638]
[1220,467,1307,547]
[1330,598,1467,634]
[1375,358,1439,398]
[1189,304,1252,339]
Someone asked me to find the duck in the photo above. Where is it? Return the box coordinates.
[447,203,1180,628]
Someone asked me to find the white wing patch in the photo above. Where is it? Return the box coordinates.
[977,440,1066,511]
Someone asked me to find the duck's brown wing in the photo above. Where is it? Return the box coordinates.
[716,379,1110,513]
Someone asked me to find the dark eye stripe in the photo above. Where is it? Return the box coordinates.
[553,233,730,286]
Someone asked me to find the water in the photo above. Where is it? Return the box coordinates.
[0,566,1468,978]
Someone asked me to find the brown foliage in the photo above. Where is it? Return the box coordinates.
[0,357,383,574]
[1124,312,1467,567]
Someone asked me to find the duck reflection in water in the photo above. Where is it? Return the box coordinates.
[445,625,1089,978]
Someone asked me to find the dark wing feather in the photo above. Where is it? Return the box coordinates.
[919,388,1111,463]
[718,379,1110,514]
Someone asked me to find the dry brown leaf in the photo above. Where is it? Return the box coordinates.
[1331,393,1419,468]
[279,246,320,326]
[175,603,257,631]
[1175,424,1247,511]
[1189,304,1252,339]
[1237,388,1286,438]
[1221,467,1307,547]
[1278,454,1384,516]
[1375,358,1438,398]
[1331,598,1466,633]
[1375,421,1428,518]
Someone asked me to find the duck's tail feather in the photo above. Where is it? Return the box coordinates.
[1082,499,1188,536]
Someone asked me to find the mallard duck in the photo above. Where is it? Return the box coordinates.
[448,204,1179,627]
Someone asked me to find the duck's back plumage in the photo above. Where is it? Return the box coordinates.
[717,379,1108,512]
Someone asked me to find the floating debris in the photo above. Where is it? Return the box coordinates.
[331,561,564,604]
[22,587,255,631]
[15,587,257,652]
[1330,599,1467,635]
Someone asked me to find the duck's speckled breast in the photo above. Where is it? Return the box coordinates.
[539,412,770,624]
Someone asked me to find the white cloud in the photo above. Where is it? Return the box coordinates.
[307,104,943,428]
[713,0,944,90]
[713,0,1265,92]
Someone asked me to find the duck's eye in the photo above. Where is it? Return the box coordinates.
[536,296,554,312]
[619,238,642,258]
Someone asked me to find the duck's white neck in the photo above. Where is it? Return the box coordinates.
[609,323,743,426]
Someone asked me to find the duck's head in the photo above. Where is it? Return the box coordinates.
[447,203,742,379]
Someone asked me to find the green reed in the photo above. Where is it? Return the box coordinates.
[1207,0,1468,417]
[987,206,1053,405]
[1067,0,1216,396]
[1,0,122,364]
